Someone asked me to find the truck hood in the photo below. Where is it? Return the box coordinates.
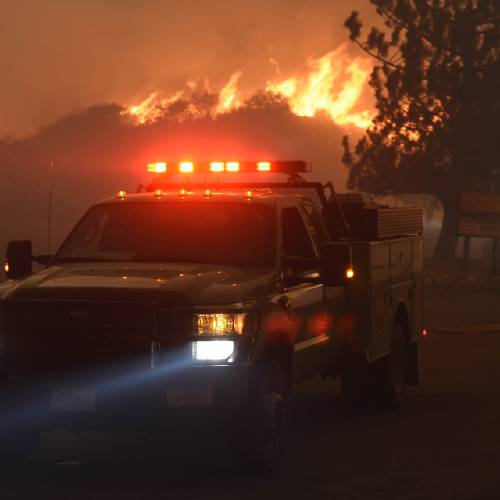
[1,263,277,306]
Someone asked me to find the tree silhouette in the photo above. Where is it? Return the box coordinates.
[343,0,499,258]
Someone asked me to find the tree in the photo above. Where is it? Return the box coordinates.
[342,0,499,258]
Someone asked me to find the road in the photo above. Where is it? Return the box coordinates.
[1,291,500,500]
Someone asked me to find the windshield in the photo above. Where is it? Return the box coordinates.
[55,201,275,267]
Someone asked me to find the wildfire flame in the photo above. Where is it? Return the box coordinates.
[123,44,374,130]
[266,45,372,128]
[215,70,242,114]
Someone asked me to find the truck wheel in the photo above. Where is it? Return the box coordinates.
[234,362,290,473]
[341,318,408,410]
[0,429,42,465]
[374,317,408,409]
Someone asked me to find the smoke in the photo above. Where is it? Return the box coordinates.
[0,1,376,265]
[0,0,376,138]
[0,100,363,259]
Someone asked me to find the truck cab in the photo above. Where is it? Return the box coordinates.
[0,160,423,469]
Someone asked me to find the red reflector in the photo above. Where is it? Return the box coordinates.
[422,328,429,337]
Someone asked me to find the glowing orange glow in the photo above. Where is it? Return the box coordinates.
[153,188,164,198]
[338,312,358,344]
[116,190,127,200]
[204,189,211,197]
[308,312,333,337]
[127,91,182,125]
[346,268,355,279]
[225,161,240,172]
[210,161,225,172]
[4,261,9,274]
[147,162,167,174]
[262,311,301,340]
[179,161,194,173]
[122,44,373,130]
[215,71,242,114]
[266,45,373,129]
[179,189,187,197]
[257,161,271,171]
[246,190,253,199]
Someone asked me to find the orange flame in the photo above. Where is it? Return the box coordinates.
[123,44,373,129]
[127,90,182,124]
[267,45,373,128]
[215,70,242,114]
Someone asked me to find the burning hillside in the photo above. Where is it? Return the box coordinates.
[0,42,374,258]
[123,44,373,130]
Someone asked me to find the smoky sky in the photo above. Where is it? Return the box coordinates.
[1,0,376,138]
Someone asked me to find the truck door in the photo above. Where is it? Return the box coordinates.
[279,206,332,381]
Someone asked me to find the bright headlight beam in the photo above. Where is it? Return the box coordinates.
[192,340,235,361]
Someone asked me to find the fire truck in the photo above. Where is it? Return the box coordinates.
[0,160,423,469]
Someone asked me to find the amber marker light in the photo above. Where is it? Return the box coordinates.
[179,188,187,197]
[346,268,355,280]
[147,162,167,173]
[210,161,225,172]
[4,261,9,274]
[153,188,164,199]
[246,190,253,199]
[204,189,212,197]
[257,161,271,172]
[225,161,240,172]
[179,161,194,173]
[116,190,127,200]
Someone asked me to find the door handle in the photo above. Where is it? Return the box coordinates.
[278,295,291,310]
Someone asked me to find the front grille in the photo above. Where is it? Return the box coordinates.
[5,300,192,378]
[6,300,152,329]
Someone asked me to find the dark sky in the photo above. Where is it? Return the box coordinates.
[1,0,376,138]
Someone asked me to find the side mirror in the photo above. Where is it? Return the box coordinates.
[4,240,33,280]
[321,242,354,287]
[282,256,321,286]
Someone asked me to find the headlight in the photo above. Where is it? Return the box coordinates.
[194,313,247,336]
[192,340,235,361]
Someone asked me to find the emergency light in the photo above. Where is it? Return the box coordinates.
[147,162,167,173]
[146,160,310,176]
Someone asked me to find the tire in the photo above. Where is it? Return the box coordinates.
[372,317,408,409]
[0,429,42,465]
[234,362,290,473]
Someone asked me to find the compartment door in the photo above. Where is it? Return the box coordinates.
[370,244,391,359]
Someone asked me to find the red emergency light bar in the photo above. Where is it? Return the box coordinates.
[146,160,310,175]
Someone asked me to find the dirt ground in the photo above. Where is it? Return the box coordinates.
[1,281,500,500]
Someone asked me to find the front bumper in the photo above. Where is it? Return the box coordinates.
[1,363,252,432]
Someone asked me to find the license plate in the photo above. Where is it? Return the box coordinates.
[166,388,213,407]
[51,387,96,412]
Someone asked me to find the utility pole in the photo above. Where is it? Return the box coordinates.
[48,161,54,253]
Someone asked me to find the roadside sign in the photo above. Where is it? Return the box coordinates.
[458,192,500,275]
[458,192,500,238]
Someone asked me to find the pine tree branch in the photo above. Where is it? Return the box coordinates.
[376,6,455,60]
[352,39,404,70]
